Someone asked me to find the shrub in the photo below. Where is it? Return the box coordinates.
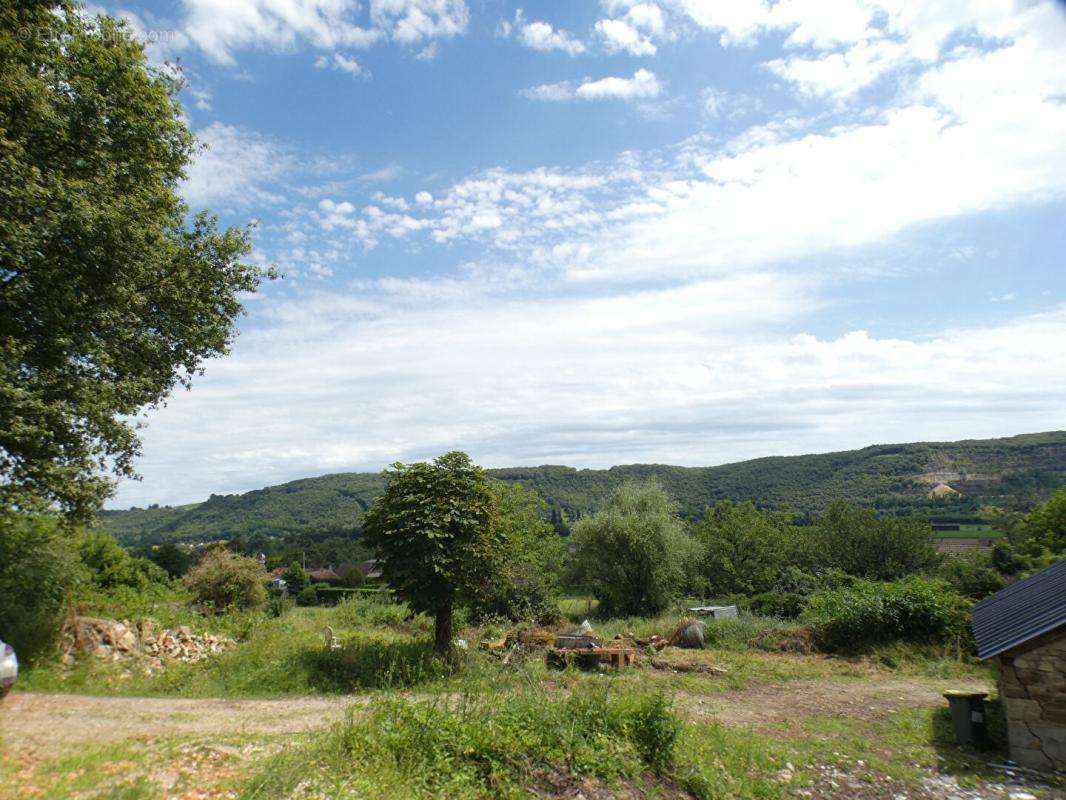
[748,591,805,620]
[316,587,359,605]
[469,482,565,625]
[334,594,413,627]
[570,480,698,617]
[939,551,1007,600]
[281,562,308,595]
[77,531,169,591]
[183,549,267,611]
[296,585,319,606]
[0,514,85,663]
[267,594,294,618]
[802,576,971,652]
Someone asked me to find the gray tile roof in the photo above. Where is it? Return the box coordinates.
[971,558,1066,660]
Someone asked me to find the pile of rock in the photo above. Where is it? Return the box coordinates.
[61,616,234,673]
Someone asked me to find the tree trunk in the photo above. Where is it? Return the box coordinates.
[434,602,453,654]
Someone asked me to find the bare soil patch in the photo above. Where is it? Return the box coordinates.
[0,693,353,758]
[681,676,992,730]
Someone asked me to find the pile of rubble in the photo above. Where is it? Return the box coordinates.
[61,616,235,673]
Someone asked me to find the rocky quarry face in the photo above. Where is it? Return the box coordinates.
[61,617,235,675]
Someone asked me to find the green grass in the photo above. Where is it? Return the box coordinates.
[241,684,783,800]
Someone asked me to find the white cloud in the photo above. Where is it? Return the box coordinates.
[765,39,909,100]
[594,18,657,55]
[115,276,1066,506]
[314,52,367,77]
[369,0,469,44]
[504,9,586,55]
[182,123,291,208]
[523,69,663,102]
[188,86,213,111]
[674,0,773,45]
[182,0,381,65]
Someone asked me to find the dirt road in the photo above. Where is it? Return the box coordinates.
[1,674,992,757]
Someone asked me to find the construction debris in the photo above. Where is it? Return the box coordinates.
[61,616,235,673]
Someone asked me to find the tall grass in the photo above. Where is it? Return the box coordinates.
[242,684,780,800]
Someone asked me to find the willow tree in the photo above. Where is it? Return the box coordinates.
[0,2,270,521]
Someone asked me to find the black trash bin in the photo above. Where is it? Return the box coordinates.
[943,690,989,746]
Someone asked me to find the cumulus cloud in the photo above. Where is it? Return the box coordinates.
[108,0,1066,506]
[314,52,367,77]
[182,0,381,64]
[115,278,1066,506]
[523,69,663,102]
[369,0,469,44]
[501,9,586,54]
[181,123,292,208]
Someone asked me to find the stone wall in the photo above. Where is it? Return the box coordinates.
[996,628,1066,771]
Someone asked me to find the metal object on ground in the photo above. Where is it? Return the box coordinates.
[0,640,17,699]
[943,690,989,746]
[688,605,738,619]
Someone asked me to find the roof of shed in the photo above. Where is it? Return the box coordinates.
[971,558,1066,660]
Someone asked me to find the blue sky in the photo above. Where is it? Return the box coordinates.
[97,0,1066,507]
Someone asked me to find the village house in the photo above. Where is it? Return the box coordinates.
[971,558,1066,771]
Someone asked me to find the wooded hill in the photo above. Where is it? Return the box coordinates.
[100,431,1066,546]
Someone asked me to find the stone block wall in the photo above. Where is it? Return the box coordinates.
[996,628,1066,771]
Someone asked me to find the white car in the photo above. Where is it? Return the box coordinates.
[0,640,17,698]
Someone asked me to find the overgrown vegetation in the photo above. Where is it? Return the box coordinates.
[244,687,698,799]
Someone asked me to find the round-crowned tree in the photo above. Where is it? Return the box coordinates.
[362,452,504,653]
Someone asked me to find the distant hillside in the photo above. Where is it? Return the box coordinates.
[100,431,1066,546]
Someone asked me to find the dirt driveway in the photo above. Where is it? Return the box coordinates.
[1,693,354,758]
[1,674,992,758]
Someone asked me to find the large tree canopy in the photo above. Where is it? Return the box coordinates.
[363,451,505,653]
[0,2,269,520]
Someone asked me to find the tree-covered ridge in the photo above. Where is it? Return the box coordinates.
[100,431,1066,546]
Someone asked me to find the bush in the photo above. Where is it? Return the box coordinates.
[802,577,971,652]
[334,594,413,627]
[939,551,1007,600]
[469,482,565,625]
[183,549,268,611]
[748,591,805,620]
[570,480,698,617]
[296,585,319,606]
[316,587,359,605]
[77,531,169,591]
[0,514,85,664]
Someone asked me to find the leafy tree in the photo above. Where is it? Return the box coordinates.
[1024,485,1066,555]
[799,501,938,580]
[362,452,504,653]
[569,480,698,617]
[691,501,798,596]
[0,3,270,521]
[183,549,267,610]
[77,530,167,590]
[0,513,85,663]
[282,561,308,595]
[471,481,566,623]
[148,542,192,578]
[938,550,1006,600]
